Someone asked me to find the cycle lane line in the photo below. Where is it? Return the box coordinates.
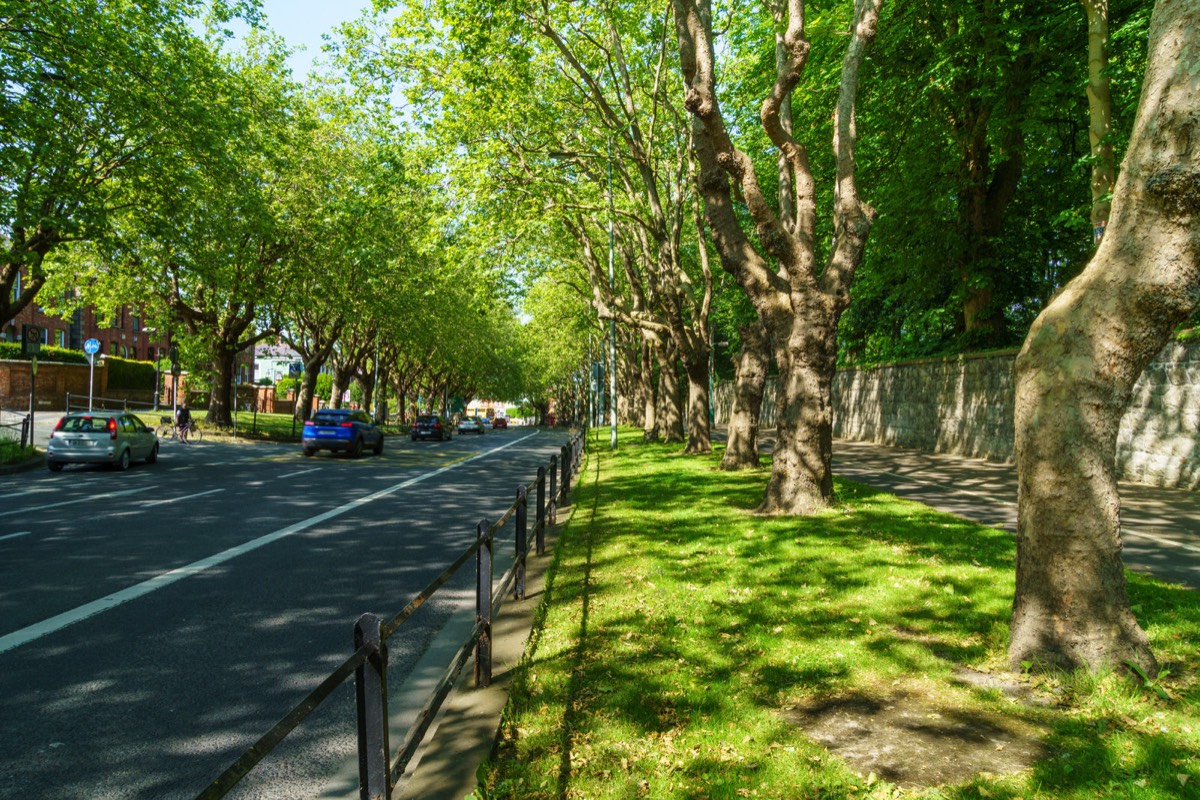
[0,432,540,656]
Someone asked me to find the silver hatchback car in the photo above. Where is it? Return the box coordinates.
[47,412,160,472]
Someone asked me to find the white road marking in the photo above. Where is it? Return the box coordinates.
[143,488,226,507]
[1120,528,1200,554]
[277,468,320,480]
[0,432,539,655]
[0,487,144,519]
[0,531,33,542]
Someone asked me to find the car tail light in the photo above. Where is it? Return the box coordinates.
[304,420,316,427]
[433,422,442,429]
[54,418,66,431]
[340,422,354,428]
[108,417,118,440]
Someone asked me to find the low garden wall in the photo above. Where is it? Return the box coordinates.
[714,339,1200,490]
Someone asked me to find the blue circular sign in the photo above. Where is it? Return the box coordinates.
[84,338,100,354]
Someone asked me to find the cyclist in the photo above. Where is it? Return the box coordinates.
[176,401,192,444]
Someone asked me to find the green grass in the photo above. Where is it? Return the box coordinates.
[132,409,311,442]
[0,438,37,465]
[475,429,1200,799]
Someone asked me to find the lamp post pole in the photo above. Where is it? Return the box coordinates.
[607,137,618,451]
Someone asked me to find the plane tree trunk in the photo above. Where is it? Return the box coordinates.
[721,320,769,470]
[1009,0,1199,674]
[674,0,881,513]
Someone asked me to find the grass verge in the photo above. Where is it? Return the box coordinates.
[0,438,36,465]
[474,429,1199,799]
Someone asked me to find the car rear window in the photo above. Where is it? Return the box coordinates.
[60,416,112,432]
[416,416,438,424]
[312,413,350,425]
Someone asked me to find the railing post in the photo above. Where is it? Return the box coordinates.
[475,519,493,688]
[561,444,571,503]
[354,613,390,800]
[549,455,558,526]
[536,466,546,556]
[515,486,527,600]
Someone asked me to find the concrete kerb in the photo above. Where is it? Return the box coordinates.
[390,495,576,800]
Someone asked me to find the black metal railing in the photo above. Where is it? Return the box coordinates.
[65,392,159,413]
[0,408,31,448]
[195,429,586,800]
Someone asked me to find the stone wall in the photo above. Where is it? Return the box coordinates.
[713,339,1200,490]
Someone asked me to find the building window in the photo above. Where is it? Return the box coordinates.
[57,330,66,347]
[12,272,19,301]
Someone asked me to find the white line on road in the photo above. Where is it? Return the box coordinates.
[0,487,145,518]
[0,432,540,656]
[277,468,320,480]
[0,531,32,542]
[143,488,226,507]
[1118,528,1200,554]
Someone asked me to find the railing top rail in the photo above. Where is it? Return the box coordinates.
[381,535,482,641]
[195,642,375,799]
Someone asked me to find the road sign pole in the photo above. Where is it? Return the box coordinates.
[83,338,100,412]
[28,356,37,442]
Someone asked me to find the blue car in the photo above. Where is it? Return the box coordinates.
[301,409,384,458]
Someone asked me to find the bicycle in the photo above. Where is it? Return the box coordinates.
[155,415,204,443]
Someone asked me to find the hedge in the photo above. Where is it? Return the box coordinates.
[0,344,155,389]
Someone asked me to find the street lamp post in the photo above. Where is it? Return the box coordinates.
[606,137,618,451]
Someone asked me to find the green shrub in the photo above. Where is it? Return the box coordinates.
[105,355,156,390]
[0,342,89,364]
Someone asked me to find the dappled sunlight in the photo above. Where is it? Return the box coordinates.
[486,433,1200,798]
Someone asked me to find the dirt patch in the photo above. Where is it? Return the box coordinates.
[785,676,1053,789]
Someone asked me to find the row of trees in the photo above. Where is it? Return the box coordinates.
[345,0,1197,677]
[1,1,544,424]
[6,0,1193,678]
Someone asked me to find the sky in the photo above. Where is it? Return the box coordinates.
[245,0,375,78]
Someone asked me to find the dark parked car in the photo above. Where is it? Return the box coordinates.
[47,412,159,471]
[301,409,384,458]
[492,416,508,429]
[411,414,453,441]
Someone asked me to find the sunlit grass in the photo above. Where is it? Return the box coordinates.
[475,429,1200,799]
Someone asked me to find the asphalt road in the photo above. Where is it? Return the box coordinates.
[830,438,1200,591]
[0,426,569,800]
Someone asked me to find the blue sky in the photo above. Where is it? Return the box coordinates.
[251,0,374,77]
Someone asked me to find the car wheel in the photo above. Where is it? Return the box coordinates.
[303,447,316,457]
[373,436,384,455]
[146,443,159,464]
[411,435,418,442]
[48,462,64,472]
[116,448,131,471]
[351,437,364,458]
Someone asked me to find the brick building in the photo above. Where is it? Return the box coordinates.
[3,274,170,361]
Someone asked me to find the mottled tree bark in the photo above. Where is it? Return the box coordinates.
[721,321,768,470]
[675,0,881,514]
[1010,0,1199,674]
[656,341,685,444]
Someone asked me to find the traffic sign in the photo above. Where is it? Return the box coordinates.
[21,324,41,355]
[84,338,100,355]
